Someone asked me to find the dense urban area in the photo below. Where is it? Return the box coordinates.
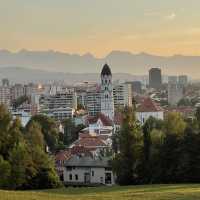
[1,64,200,190]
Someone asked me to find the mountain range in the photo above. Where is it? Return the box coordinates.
[0,49,200,81]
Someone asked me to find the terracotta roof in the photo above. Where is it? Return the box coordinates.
[86,113,113,126]
[73,136,107,148]
[55,149,72,161]
[137,98,163,112]
[55,146,93,164]
[70,146,93,157]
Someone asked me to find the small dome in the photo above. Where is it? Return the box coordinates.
[101,64,112,76]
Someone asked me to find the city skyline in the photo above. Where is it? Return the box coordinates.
[1,0,200,57]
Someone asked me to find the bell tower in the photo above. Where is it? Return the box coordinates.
[100,64,114,120]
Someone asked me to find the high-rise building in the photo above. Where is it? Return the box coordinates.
[10,84,25,101]
[149,68,162,89]
[100,64,114,120]
[126,81,142,95]
[168,76,178,84]
[0,86,11,106]
[85,89,101,116]
[168,83,183,106]
[113,83,132,108]
[178,75,188,86]
[2,79,9,87]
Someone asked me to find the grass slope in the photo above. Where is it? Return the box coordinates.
[1,184,200,200]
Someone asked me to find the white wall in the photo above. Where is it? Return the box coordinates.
[64,166,114,186]
[136,111,164,125]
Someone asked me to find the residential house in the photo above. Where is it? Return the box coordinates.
[136,97,164,124]
[63,155,115,186]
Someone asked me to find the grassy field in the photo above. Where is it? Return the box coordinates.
[1,184,200,200]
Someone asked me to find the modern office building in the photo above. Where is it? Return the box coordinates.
[149,68,162,89]
[168,83,184,106]
[178,75,188,86]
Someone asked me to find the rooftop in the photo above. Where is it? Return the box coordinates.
[137,98,163,112]
[101,64,112,76]
[65,155,110,168]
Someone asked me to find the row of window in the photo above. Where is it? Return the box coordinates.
[69,174,79,181]
[69,171,95,181]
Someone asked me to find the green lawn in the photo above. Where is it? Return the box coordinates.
[1,184,200,200]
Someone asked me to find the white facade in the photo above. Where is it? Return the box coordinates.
[113,83,132,108]
[88,118,113,136]
[85,90,101,116]
[64,156,114,186]
[51,107,75,121]
[136,111,164,125]
[100,64,114,120]
[0,86,11,106]
[12,111,31,127]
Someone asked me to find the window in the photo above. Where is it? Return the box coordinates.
[69,174,72,180]
[75,174,78,180]
[92,171,94,176]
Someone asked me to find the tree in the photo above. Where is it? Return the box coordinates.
[63,119,85,146]
[0,156,11,188]
[177,98,191,107]
[27,115,59,152]
[112,107,142,185]
[30,147,61,189]
[0,106,61,190]
[9,143,37,189]
[26,121,44,149]
[12,95,30,109]
[137,117,164,183]
[195,107,200,130]
[0,105,12,159]
[164,112,186,136]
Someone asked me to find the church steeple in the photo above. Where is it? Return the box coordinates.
[101,63,112,76]
[100,64,114,120]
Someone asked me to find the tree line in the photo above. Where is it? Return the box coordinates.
[0,105,85,190]
[113,107,200,185]
[0,105,62,189]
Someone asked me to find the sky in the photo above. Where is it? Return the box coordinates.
[1,0,200,57]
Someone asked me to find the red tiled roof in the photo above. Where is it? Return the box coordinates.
[55,150,72,162]
[137,98,163,112]
[86,113,113,126]
[55,146,93,163]
[73,136,107,148]
[70,146,93,157]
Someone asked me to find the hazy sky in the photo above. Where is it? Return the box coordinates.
[1,0,200,57]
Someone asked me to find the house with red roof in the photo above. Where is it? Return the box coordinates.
[55,146,93,181]
[136,97,164,124]
[85,113,113,136]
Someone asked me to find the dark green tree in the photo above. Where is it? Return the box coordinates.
[112,107,142,185]
[27,115,59,151]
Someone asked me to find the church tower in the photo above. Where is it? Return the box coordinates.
[100,64,114,120]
